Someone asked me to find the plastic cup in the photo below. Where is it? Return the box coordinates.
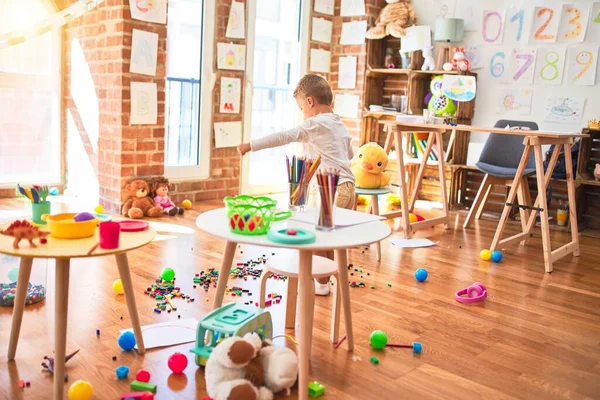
[99,221,120,249]
[557,209,568,226]
[32,201,51,224]
[316,185,335,231]
[289,182,309,212]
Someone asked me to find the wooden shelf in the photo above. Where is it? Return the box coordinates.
[413,70,458,75]
[367,67,410,76]
[579,178,600,186]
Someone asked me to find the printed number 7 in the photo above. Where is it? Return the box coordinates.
[513,53,534,81]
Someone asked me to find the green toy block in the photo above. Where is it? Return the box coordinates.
[308,381,325,398]
[370,356,379,365]
[131,380,157,394]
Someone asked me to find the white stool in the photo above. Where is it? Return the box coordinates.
[259,255,345,344]
[354,187,391,261]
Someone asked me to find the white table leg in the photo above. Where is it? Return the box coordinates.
[334,249,354,351]
[7,257,33,360]
[115,253,146,354]
[297,250,314,400]
[214,241,237,308]
[54,258,70,400]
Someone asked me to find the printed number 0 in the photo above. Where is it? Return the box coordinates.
[535,8,555,41]
[482,11,503,43]
[540,52,560,81]
[563,8,582,39]
[490,52,505,78]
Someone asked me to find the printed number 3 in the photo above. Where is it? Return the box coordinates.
[563,7,582,39]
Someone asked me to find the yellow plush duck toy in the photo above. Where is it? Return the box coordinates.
[351,142,391,189]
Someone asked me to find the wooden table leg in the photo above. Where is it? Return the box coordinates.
[564,142,581,257]
[330,275,341,344]
[115,253,146,354]
[213,241,237,308]
[54,258,70,400]
[334,248,354,350]
[435,131,450,229]
[394,130,411,237]
[463,174,491,229]
[285,277,298,330]
[370,195,382,261]
[533,143,553,272]
[7,257,33,360]
[409,132,435,213]
[297,250,314,400]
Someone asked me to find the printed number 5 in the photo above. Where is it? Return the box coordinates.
[490,52,505,78]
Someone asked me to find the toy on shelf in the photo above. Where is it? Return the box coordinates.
[0,220,50,249]
[451,47,470,72]
[421,46,435,71]
[455,282,487,304]
[384,48,396,68]
[366,0,418,39]
[224,195,291,235]
[151,177,184,216]
[442,62,453,71]
[351,143,391,189]
[588,118,600,130]
[191,302,273,367]
[122,179,163,219]
[595,164,600,181]
[428,76,457,117]
[49,186,59,196]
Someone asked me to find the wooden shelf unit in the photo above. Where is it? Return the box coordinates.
[576,128,600,237]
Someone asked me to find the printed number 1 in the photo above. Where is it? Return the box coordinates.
[510,9,524,41]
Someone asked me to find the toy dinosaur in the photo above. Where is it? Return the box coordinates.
[0,220,50,249]
[41,349,80,382]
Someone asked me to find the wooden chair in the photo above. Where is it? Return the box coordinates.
[464,120,538,229]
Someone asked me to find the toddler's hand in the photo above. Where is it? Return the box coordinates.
[237,143,251,156]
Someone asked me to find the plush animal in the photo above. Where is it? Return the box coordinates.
[151,176,184,216]
[451,47,470,72]
[366,0,417,39]
[122,179,163,219]
[260,344,298,396]
[595,164,600,181]
[421,46,435,71]
[351,143,391,189]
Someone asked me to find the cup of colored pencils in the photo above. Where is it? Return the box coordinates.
[316,169,339,231]
[287,155,321,212]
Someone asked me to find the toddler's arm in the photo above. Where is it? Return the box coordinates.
[237,124,309,156]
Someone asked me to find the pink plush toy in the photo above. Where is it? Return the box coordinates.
[151,177,184,216]
[595,163,600,181]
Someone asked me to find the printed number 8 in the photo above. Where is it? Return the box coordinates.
[540,52,560,81]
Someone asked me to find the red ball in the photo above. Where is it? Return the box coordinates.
[167,352,188,374]
[40,238,47,244]
[135,369,150,382]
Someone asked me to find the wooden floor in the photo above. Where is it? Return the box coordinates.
[1,198,600,400]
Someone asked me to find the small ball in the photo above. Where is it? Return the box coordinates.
[182,199,192,210]
[40,238,47,244]
[491,250,503,263]
[161,268,175,282]
[116,365,129,380]
[112,279,124,295]
[168,352,188,374]
[409,213,418,223]
[74,212,95,222]
[414,268,428,282]
[479,249,492,261]
[49,187,59,196]
[136,369,151,383]
[94,205,104,214]
[68,380,93,400]
[118,331,136,351]
[7,268,19,282]
[370,330,388,349]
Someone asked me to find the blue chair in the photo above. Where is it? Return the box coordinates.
[463,120,537,229]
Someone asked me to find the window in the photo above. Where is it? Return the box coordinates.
[165,0,213,179]
[0,0,61,187]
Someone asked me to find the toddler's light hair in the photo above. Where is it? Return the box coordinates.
[293,74,333,106]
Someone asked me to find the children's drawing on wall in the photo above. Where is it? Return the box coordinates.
[340,20,367,45]
[309,48,331,73]
[130,29,158,76]
[455,0,481,31]
[217,43,246,71]
[557,3,591,43]
[226,1,245,39]
[314,0,334,16]
[503,7,530,45]
[496,89,532,115]
[566,46,599,85]
[129,0,167,24]
[130,82,158,125]
[219,77,241,114]
[340,0,365,17]
[442,75,476,102]
[464,45,483,70]
[338,56,357,89]
[214,121,242,149]
[530,6,560,44]
[587,2,600,42]
[481,9,505,45]
[509,48,537,84]
[312,17,333,44]
[535,47,566,85]
[543,97,585,123]
[487,47,509,83]
[433,0,455,18]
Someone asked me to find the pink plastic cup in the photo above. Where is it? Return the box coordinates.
[99,221,120,249]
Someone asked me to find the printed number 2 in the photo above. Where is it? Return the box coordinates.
[535,8,555,41]
[490,52,505,78]
[509,9,524,41]
[513,53,534,81]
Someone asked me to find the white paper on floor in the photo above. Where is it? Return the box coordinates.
[289,207,384,227]
[388,238,437,248]
[120,317,198,349]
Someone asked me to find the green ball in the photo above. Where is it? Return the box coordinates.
[161,268,175,282]
[370,330,388,349]
[7,268,19,282]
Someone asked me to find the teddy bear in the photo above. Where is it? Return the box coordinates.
[451,47,470,72]
[351,143,391,189]
[151,176,184,216]
[366,0,417,39]
[421,46,435,71]
[122,179,163,219]
[205,333,298,400]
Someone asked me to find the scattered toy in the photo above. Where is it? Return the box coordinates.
[370,330,388,349]
[41,349,80,382]
[370,356,380,365]
[116,365,130,380]
[120,392,154,400]
[118,331,136,351]
[94,204,104,214]
[479,249,492,261]
[168,352,188,374]
[113,279,124,295]
[68,379,93,400]
[414,268,428,282]
[386,342,423,354]
[308,381,326,398]
[130,380,157,394]
[49,186,59,196]
[455,282,487,304]
[491,250,503,263]
[334,335,347,349]
[96,329,100,336]
[136,370,151,383]
[161,268,175,282]
[182,199,193,210]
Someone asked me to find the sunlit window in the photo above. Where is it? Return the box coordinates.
[0,0,61,186]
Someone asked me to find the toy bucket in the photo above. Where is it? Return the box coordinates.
[224,195,291,235]
[45,213,98,239]
[32,201,50,225]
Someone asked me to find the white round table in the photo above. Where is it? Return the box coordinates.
[196,208,391,399]
[0,220,155,400]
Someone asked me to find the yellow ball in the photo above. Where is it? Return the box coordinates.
[182,199,192,210]
[68,380,93,400]
[409,213,418,223]
[94,204,104,214]
[479,249,492,261]
[112,279,124,295]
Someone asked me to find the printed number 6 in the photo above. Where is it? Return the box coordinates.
[490,52,505,78]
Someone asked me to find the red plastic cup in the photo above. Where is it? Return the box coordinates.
[99,221,120,249]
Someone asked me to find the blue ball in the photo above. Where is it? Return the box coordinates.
[414,268,428,282]
[49,187,59,196]
[116,365,129,379]
[491,251,503,263]
[118,331,136,351]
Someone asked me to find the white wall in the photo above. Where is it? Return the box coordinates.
[413,0,599,152]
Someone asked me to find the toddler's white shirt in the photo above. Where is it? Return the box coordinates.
[250,113,355,184]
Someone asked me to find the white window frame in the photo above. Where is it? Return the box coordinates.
[0,0,62,188]
[164,0,214,180]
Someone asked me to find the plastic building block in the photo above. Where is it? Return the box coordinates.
[120,392,154,400]
[116,365,129,379]
[370,356,379,364]
[308,381,325,398]
[130,381,157,394]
